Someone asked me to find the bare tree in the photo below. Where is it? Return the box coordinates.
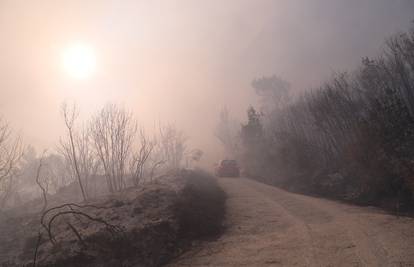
[0,118,23,209]
[215,107,240,158]
[43,153,73,193]
[130,128,155,186]
[90,104,136,192]
[158,123,187,170]
[75,126,100,197]
[60,124,100,198]
[146,135,166,181]
[35,151,48,212]
[60,103,87,201]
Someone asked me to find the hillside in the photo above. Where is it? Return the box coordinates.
[0,170,225,267]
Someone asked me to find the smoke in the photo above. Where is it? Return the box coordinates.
[0,0,413,166]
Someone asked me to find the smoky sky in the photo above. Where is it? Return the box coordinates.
[0,0,413,165]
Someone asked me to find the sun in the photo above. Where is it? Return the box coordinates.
[62,42,96,80]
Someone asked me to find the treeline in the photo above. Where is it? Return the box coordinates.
[221,26,414,210]
[0,103,203,211]
[59,103,188,200]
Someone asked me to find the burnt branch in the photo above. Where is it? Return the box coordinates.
[46,210,121,244]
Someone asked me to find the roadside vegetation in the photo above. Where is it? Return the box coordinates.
[0,103,219,266]
[217,26,414,211]
[0,103,196,212]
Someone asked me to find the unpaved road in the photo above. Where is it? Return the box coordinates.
[169,177,414,267]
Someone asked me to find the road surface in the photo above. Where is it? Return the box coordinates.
[169,177,414,267]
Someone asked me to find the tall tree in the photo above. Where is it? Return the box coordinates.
[60,103,87,201]
[0,117,23,209]
[90,104,137,192]
[215,107,240,157]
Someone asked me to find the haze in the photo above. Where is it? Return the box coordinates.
[0,0,413,165]
[3,1,414,266]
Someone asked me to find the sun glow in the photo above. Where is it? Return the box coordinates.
[62,42,96,80]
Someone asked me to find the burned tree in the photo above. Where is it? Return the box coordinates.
[215,107,240,158]
[59,124,100,199]
[90,104,136,192]
[35,151,48,213]
[60,103,88,201]
[130,128,155,186]
[0,117,23,209]
[158,124,187,171]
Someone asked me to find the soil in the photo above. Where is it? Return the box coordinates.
[169,177,414,267]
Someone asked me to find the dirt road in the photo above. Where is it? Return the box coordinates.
[169,177,414,267]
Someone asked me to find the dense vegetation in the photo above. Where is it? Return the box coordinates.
[220,26,414,210]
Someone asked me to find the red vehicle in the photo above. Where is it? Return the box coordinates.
[215,159,240,177]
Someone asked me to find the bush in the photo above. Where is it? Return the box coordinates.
[177,169,226,239]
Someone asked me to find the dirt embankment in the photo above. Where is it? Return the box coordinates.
[0,170,226,267]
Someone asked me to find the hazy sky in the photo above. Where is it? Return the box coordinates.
[0,0,413,164]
